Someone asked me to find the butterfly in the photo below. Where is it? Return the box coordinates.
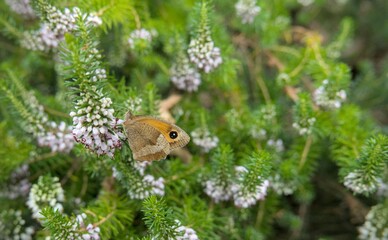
[123,111,190,161]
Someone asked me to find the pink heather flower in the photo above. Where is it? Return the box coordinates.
[21,6,102,52]
[5,0,35,18]
[175,221,200,240]
[37,121,75,153]
[170,57,201,92]
[204,179,233,203]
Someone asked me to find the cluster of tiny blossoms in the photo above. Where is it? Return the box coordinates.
[174,220,200,240]
[124,96,143,114]
[170,55,201,92]
[204,178,233,203]
[0,164,31,199]
[191,128,219,153]
[235,0,261,24]
[5,0,35,18]
[0,209,35,240]
[292,117,316,136]
[266,138,285,153]
[112,163,165,200]
[231,166,270,208]
[188,38,222,73]
[21,6,101,52]
[74,213,101,240]
[204,166,270,208]
[16,90,74,153]
[70,94,124,158]
[358,203,388,240]
[313,79,347,109]
[188,27,222,73]
[128,28,154,49]
[269,174,297,196]
[37,121,74,153]
[27,176,64,220]
[343,170,378,195]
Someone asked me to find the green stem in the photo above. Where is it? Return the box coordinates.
[298,135,313,171]
[312,45,330,76]
[255,199,265,228]
[289,48,311,78]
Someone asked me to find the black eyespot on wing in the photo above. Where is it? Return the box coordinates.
[169,131,178,139]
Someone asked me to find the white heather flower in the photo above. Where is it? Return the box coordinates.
[358,203,388,240]
[174,221,200,240]
[249,128,267,140]
[27,176,64,220]
[235,0,261,24]
[231,178,269,208]
[5,179,31,200]
[125,96,143,114]
[21,24,60,51]
[267,139,284,152]
[269,174,297,195]
[0,209,35,240]
[292,117,316,136]
[0,164,31,199]
[54,213,101,239]
[133,161,152,176]
[188,34,222,73]
[376,178,388,198]
[191,128,219,153]
[37,121,75,153]
[313,80,347,109]
[260,105,277,122]
[21,6,99,52]
[86,13,103,26]
[113,168,165,200]
[128,28,153,49]
[20,91,48,137]
[70,95,124,158]
[5,0,35,18]
[231,166,269,208]
[11,89,74,153]
[127,174,165,199]
[203,178,233,203]
[170,56,201,92]
[344,170,378,195]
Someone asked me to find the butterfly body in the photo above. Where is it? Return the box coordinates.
[123,112,190,161]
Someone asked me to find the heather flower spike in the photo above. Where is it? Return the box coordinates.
[171,39,201,92]
[62,14,124,158]
[27,176,65,220]
[188,1,222,73]
[112,161,165,200]
[21,3,102,52]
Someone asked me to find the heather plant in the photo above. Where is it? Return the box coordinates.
[0,0,387,239]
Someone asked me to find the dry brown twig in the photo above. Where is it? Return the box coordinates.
[159,93,193,163]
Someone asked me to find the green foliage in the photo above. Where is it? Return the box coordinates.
[242,151,272,190]
[142,196,178,239]
[0,122,32,183]
[1,0,388,239]
[41,208,75,239]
